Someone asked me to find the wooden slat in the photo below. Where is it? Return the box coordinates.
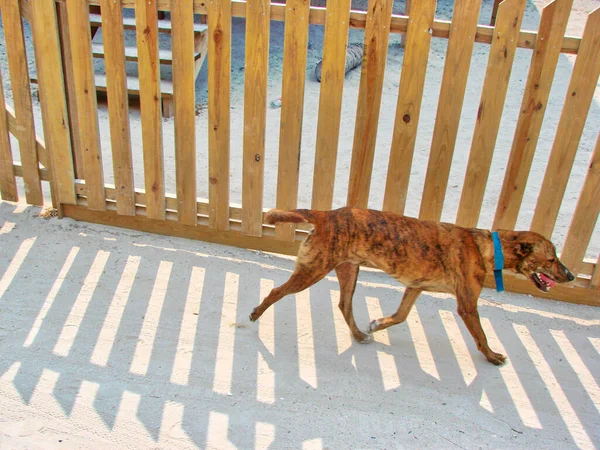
[493,0,572,231]
[592,255,600,290]
[242,0,270,236]
[275,0,310,241]
[310,0,351,211]
[100,0,135,216]
[66,0,106,210]
[88,12,208,34]
[29,0,77,206]
[171,0,197,226]
[382,0,436,214]
[135,0,165,220]
[455,0,526,228]
[5,104,48,169]
[207,0,231,230]
[0,79,18,202]
[346,0,393,208]
[2,0,43,205]
[419,0,482,222]
[559,134,600,276]
[530,7,600,238]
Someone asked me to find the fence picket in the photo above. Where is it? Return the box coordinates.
[136,0,165,220]
[242,0,270,236]
[311,0,351,211]
[419,0,482,222]
[207,0,231,230]
[346,0,393,208]
[0,70,17,202]
[530,7,600,238]
[2,0,43,206]
[455,0,526,228]
[100,0,135,216]
[493,0,572,231]
[382,0,436,214]
[172,0,197,225]
[275,0,310,241]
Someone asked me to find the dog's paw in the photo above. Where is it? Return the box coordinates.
[355,333,373,344]
[249,309,259,322]
[368,319,381,333]
[486,351,507,366]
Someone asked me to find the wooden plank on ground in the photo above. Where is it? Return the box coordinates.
[382,0,436,214]
[311,0,351,211]
[29,0,77,206]
[530,7,600,238]
[207,0,231,230]
[559,134,600,276]
[66,0,105,210]
[242,0,270,236]
[100,0,135,216]
[419,0,483,222]
[275,0,310,241]
[2,0,43,205]
[0,78,18,202]
[346,0,393,208]
[171,0,197,226]
[136,0,165,220]
[493,0,572,230]
[455,0,526,228]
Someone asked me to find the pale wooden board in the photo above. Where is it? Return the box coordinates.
[242,0,270,236]
[0,82,18,202]
[88,12,208,33]
[66,0,106,210]
[91,43,203,64]
[311,0,351,211]
[171,0,197,226]
[382,0,436,214]
[99,0,135,216]
[275,0,310,241]
[136,0,165,220]
[419,0,482,222]
[530,7,600,238]
[455,0,526,228]
[5,103,48,169]
[493,0,573,230]
[29,0,77,207]
[560,134,600,276]
[1,0,43,206]
[207,0,232,230]
[346,0,393,208]
[592,255,600,290]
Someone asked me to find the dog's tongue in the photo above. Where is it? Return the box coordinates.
[539,273,556,289]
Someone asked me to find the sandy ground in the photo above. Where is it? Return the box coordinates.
[0,0,600,448]
[0,202,599,449]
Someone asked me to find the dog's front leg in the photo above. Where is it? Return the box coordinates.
[368,288,422,333]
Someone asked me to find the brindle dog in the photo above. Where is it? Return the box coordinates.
[249,207,574,365]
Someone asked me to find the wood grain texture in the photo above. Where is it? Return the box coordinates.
[311,0,351,211]
[493,0,572,230]
[242,0,270,236]
[29,0,77,206]
[2,0,43,205]
[275,0,310,241]
[100,0,135,216]
[0,80,18,202]
[419,0,482,222]
[66,0,106,209]
[530,7,600,238]
[382,0,436,214]
[136,0,165,220]
[346,0,393,208]
[455,0,526,228]
[171,0,197,225]
[559,134,600,276]
[592,256,600,290]
[207,0,231,230]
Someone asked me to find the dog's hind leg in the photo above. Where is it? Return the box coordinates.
[249,263,331,322]
[335,262,371,343]
[368,288,422,333]
[456,291,506,365]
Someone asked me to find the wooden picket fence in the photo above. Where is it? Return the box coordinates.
[1,0,599,305]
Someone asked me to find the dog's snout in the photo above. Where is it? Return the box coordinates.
[567,270,575,282]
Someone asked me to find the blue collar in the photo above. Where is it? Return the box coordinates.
[492,232,504,292]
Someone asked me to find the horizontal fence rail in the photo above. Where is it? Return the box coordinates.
[0,0,598,307]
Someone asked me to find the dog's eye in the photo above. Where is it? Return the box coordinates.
[549,258,556,263]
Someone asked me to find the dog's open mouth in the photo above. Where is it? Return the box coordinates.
[531,272,556,292]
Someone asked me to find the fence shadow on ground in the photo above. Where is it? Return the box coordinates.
[0,202,599,448]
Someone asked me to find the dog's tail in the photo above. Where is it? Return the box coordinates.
[265,209,319,225]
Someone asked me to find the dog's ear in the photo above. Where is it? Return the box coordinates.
[514,242,534,258]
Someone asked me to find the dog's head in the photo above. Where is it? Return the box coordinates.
[504,231,574,292]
